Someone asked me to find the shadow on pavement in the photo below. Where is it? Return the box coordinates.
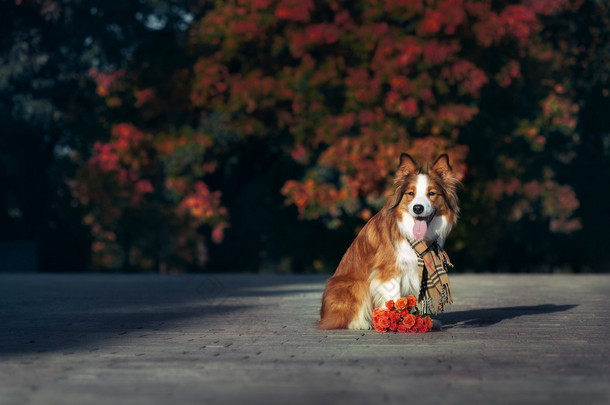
[0,274,326,355]
[436,304,577,328]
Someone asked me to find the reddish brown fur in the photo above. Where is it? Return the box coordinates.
[318,154,458,330]
[318,203,403,329]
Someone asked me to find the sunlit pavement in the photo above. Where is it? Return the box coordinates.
[0,273,608,405]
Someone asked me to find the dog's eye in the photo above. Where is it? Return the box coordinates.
[428,191,436,196]
[407,192,414,196]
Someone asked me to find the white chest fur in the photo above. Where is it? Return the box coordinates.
[395,238,420,298]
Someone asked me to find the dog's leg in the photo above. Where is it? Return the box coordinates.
[369,275,401,310]
[395,239,421,298]
[347,294,373,330]
[400,265,420,299]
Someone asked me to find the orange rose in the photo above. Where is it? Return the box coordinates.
[400,309,410,318]
[374,323,388,332]
[414,316,424,329]
[390,311,401,323]
[395,297,408,310]
[407,295,417,308]
[397,323,407,333]
[385,300,395,310]
[377,312,391,329]
[403,313,416,328]
[424,316,433,330]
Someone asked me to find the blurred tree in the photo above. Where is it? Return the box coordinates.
[0,0,202,271]
[3,0,608,273]
[554,0,610,271]
[184,0,588,272]
[457,0,610,271]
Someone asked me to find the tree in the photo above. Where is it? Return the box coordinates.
[184,0,586,271]
[5,0,606,273]
[0,0,204,271]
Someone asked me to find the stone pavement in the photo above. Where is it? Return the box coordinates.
[0,273,608,405]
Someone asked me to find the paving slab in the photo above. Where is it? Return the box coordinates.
[0,273,608,405]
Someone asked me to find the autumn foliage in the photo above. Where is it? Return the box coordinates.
[74,123,228,271]
[73,0,592,272]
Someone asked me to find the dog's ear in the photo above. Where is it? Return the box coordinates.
[431,154,460,217]
[390,153,419,209]
[431,154,452,179]
[396,153,419,177]
[390,181,408,209]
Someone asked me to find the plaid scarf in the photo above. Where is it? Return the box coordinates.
[409,238,453,315]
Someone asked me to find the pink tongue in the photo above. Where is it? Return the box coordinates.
[413,219,428,239]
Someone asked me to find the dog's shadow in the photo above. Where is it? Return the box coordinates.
[435,304,577,329]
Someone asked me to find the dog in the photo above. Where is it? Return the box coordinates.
[319,153,459,330]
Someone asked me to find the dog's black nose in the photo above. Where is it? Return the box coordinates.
[413,205,424,215]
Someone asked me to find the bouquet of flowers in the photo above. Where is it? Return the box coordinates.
[373,295,433,333]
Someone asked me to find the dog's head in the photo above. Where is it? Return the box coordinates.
[390,153,459,240]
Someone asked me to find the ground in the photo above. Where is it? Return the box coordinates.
[0,273,608,405]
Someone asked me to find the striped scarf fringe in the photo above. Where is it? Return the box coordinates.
[409,238,453,315]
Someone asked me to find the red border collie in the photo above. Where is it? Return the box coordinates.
[319,153,459,330]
